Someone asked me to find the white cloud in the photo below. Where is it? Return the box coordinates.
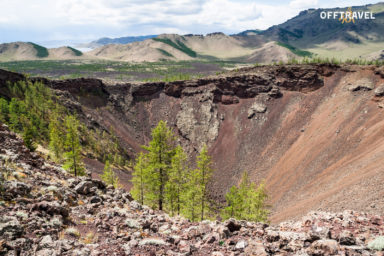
[53,0,206,26]
[0,0,378,42]
[0,15,18,24]
[0,0,61,27]
[289,0,318,9]
[3,0,292,32]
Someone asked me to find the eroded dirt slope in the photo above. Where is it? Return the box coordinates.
[1,64,384,223]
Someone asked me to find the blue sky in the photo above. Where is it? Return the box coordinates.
[0,0,380,46]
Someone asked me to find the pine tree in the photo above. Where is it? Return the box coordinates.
[22,125,37,151]
[182,145,215,221]
[221,185,242,219]
[165,145,189,216]
[183,166,200,221]
[8,98,25,132]
[141,120,175,210]
[63,115,85,176]
[8,81,25,99]
[0,98,9,123]
[49,113,64,161]
[131,152,149,205]
[238,171,256,220]
[195,144,214,221]
[101,160,120,188]
[244,181,268,222]
[221,171,269,222]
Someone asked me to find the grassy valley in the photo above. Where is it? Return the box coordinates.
[0,59,240,82]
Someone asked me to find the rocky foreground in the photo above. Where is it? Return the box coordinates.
[1,123,384,256]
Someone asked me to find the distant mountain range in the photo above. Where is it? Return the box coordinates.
[76,35,158,49]
[1,2,384,63]
[258,2,384,60]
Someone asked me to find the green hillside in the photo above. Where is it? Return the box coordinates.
[153,38,197,57]
[28,42,49,58]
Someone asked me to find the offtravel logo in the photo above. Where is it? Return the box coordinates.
[320,7,375,23]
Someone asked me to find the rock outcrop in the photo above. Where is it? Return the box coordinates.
[347,78,375,91]
[247,102,267,118]
[375,84,384,97]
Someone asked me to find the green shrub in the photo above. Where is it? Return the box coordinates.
[22,126,37,151]
[221,171,269,222]
[0,98,9,123]
[101,160,120,188]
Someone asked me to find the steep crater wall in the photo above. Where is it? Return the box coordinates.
[1,64,384,223]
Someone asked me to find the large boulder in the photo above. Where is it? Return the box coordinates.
[224,218,242,233]
[374,84,384,97]
[248,102,267,118]
[3,181,31,200]
[74,181,96,195]
[74,179,106,196]
[139,238,167,246]
[338,230,356,245]
[39,235,54,249]
[308,239,338,255]
[368,236,384,251]
[347,79,374,91]
[30,201,69,218]
[0,216,24,240]
[268,87,282,98]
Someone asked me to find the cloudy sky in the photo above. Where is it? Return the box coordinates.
[0,0,378,46]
